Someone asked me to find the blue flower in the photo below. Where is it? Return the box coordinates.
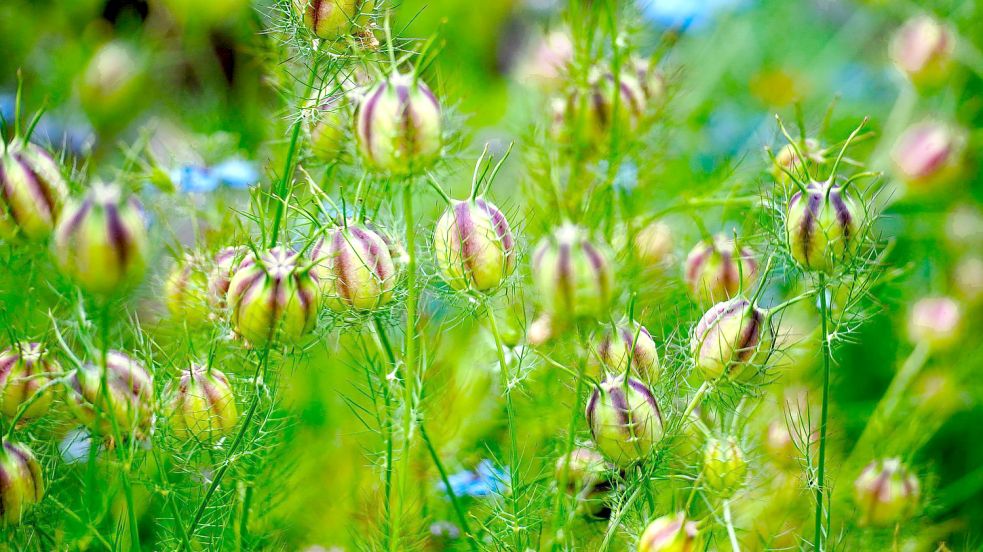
[169,158,259,193]
[213,158,259,189]
[441,459,510,498]
[639,0,751,32]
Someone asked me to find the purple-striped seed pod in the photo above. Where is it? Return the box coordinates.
[226,247,319,345]
[854,458,921,527]
[555,447,612,519]
[638,512,701,552]
[683,235,757,304]
[586,375,664,466]
[169,365,238,443]
[78,41,147,132]
[294,0,375,40]
[531,224,613,323]
[629,57,666,104]
[164,254,211,325]
[207,246,245,310]
[65,350,154,436]
[702,436,747,496]
[558,70,647,145]
[311,224,399,313]
[907,296,962,351]
[53,182,149,295]
[0,441,44,525]
[0,140,69,241]
[891,120,964,191]
[690,298,771,382]
[889,15,954,87]
[785,179,862,273]
[433,197,516,293]
[632,220,673,268]
[355,72,441,174]
[0,342,60,419]
[590,322,661,383]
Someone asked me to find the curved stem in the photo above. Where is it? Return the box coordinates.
[814,272,831,551]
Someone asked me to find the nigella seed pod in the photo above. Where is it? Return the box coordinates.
[170,365,238,443]
[854,458,921,527]
[629,57,666,104]
[532,224,613,323]
[0,343,60,419]
[227,248,319,345]
[312,225,399,313]
[66,351,154,436]
[590,322,661,383]
[702,437,748,496]
[207,246,245,310]
[294,0,375,40]
[0,140,69,241]
[891,121,964,191]
[638,512,701,552]
[78,41,147,132]
[907,296,963,351]
[164,255,211,325]
[771,138,823,186]
[683,235,757,304]
[306,86,349,161]
[356,73,441,174]
[624,219,673,269]
[555,448,612,519]
[0,441,44,525]
[785,180,862,273]
[586,375,664,466]
[53,183,149,295]
[433,197,516,293]
[690,298,771,382]
[889,15,954,86]
[560,70,647,145]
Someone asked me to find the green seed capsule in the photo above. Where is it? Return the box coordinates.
[0,441,44,525]
[66,350,154,437]
[590,321,661,383]
[164,254,211,326]
[586,375,664,466]
[531,224,614,323]
[555,448,611,518]
[294,0,375,40]
[785,179,862,273]
[170,365,238,443]
[312,224,401,313]
[433,197,516,293]
[691,298,771,382]
[702,436,748,496]
[638,512,701,552]
[355,73,442,175]
[0,342,60,419]
[0,140,69,241]
[854,458,920,527]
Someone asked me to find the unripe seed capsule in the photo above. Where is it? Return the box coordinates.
[586,375,664,466]
[0,140,69,241]
[630,57,666,105]
[638,512,701,552]
[169,365,238,443]
[164,254,211,325]
[531,224,613,323]
[433,197,516,293]
[771,138,823,186]
[632,220,673,268]
[907,296,962,351]
[294,0,375,40]
[691,298,771,382]
[312,224,399,313]
[66,350,154,436]
[854,458,920,527]
[555,447,611,518]
[306,87,349,161]
[683,235,757,304]
[0,342,60,419]
[207,246,245,310]
[702,436,748,496]
[590,321,660,383]
[889,15,954,86]
[78,41,146,131]
[559,70,647,145]
[0,441,44,525]
[355,73,441,174]
[785,179,862,273]
[891,120,964,191]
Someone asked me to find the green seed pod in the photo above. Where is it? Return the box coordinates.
[590,321,661,383]
[312,224,400,313]
[306,86,349,161]
[555,447,611,518]
[683,235,757,304]
[785,179,862,273]
[771,138,823,186]
[0,342,60,419]
[638,512,701,552]
[632,220,673,268]
[0,140,69,241]
[891,120,964,192]
[294,0,375,40]
[66,350,154,436]
[170,365,238,443]
[77,41,147,132]
[889,15,954,87]
[531,224,614,323]
[854,458,921,527]
[690,298,771,382]
[629,57,666,105]
[355,73,441,175]
[557,69,647,146]
[0,441,44,525]
[433,197,516,293]
[53,183,149,295]
[907,296,962,351]
[702,436,748,496]
[586,375,664,467]
[226,247,319,345]
[207,246,245,310]
[164,254,211,325]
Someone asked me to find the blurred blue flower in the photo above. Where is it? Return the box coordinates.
[213,158,259,189]
[441,459,510,498]
[0,93,93,155]
[639,0,751,31]
[169,158,259,193]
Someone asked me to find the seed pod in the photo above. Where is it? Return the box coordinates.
[683,235,757,304]
[891,121,964,191]
[907,296,962,351]
[854,458,920,527]
[307,87,349,161]
[517,30,573,90]
[0,140,69,241]
[532,224,613,323]
[355,73,441,174]
[702,436,747,496]
[0,441,44,525]
[785,179,862,273]
[630,57,666,104]
[207,246,245,309]
[771,138,823,185]
[170,365,238,443]
[526,313,553,347]
[164,254,211,325]
[78,41,147,132]
[0,342,60,419]
[66,350,154,436]
[294,0,375,40]
[586,375,664,466]
[227,247,319,345]
[691,297,771,382]
[590,322,661,383]
[889,15,954,86]
[638,512,701,552]
[433,197,516,293]
[559,70,647,145]
[632,220,673,268]
[53,183,149,295]
[555,448,611,518]
[312,225,399,313]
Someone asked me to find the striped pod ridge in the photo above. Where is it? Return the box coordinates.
[52,182,149,295]
[629,57,666,104]
[557,69,647,145]
[66,350,154,436]
[585,375,663,466]
[638,512,701,552]
[170,365,238,443]
[226,247,319,345]
[312,224,399,313]
[164,254,211,325]
[295,0,375,40]
[0,342,60,419]
[854,458,921,527]
[891,120,963,189]
[0,441,44,525]
[683,234,757,304]
[591,322,661,383]
[355,72,441,174]
[531,224,613,323]
[690,298,770,381]
[433,197,516,292]
[207,246,245,309]
[0,140,69,240]
[785,179,861,272]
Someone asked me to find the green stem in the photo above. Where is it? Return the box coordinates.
[681,381,712,424]
[599,483,644,551]
[724,500,741,552]
[814,272,831,552]
[371,318,396,550]
[418,423,479,551]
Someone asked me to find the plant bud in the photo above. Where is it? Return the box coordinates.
[0,140,69,241]
[66,350,154,436]
[53,183,149,295]
[526,313,553,347]
[306,87,349,161]
[638,512,701,552]
[559,70,647,145]
[517,30,573,90]
[433,197,516,292]
[854,458,920,527]
[771,138,823,185]
[555,447,611,518]
[170,365,238,443]
[702,436,747,496]
[78,41,147,131]
[586,375,664,466]
[953,255,983,305]
[312,224,399,313]
[630,57,667,105]
[907,296,962,351]
[532,224,614,323]
[889,15,954,86]
[227,247,319,345]
[0,441,44,525]
[891,121,964,191]
[355,73,441,174]
[633,220,673,268]
[785,179,862,272]
[0,342,60,419]
[590,322,660,383]
[691,298,770,382]
[683,235,757,304]
[207,246,245,309]
[164,254,211,325]
[294,0,375,40]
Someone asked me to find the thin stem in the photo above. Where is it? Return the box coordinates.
[814,272,831,552]
[371,318,396,550]
[418,423,479,551]
[599,484,644,551]
[681,381,712,423]
[724,500,742,552]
